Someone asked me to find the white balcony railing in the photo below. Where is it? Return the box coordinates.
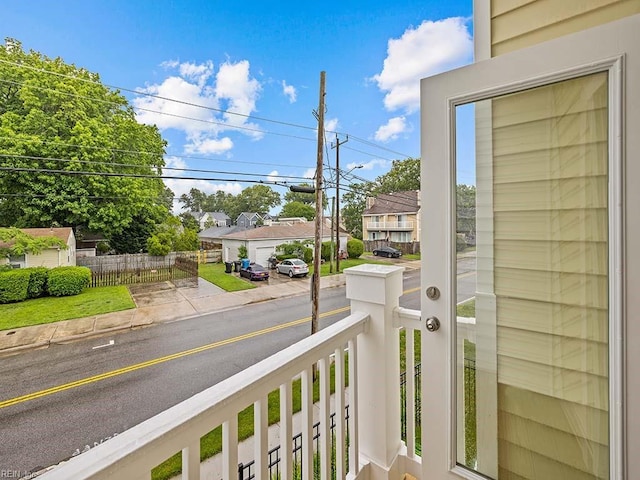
[366,221,414,230]
[40,265,429,480]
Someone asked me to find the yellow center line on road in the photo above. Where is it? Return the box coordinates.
[0,306,350,410]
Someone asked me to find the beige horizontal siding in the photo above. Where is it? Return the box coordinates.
[499,384,608,444]
[494,209,607,242]
[492,74,608,128]
[495,240,607,275]
[494,143,608,184]
[492,111,607,158]
[497,356,608,410]
[491,0,640,56]
[498,433,609,480]
[490,71,609,476]
[498,326,608,376]
[498,297,607,342]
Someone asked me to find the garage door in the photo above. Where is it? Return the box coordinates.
[255,247,274,266]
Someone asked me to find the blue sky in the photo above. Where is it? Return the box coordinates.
[2,0,474,212]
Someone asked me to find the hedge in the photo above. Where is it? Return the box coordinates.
[47,266,91,297]
[25,267,48,299]
[347,238,364,259]
[0,269,31,303]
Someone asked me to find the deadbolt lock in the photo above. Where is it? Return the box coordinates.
[426,286,440,300]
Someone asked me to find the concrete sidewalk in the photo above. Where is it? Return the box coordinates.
[0,259,421,356]
[0,273,347,356]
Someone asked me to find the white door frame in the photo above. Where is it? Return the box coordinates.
[420,14,639,480]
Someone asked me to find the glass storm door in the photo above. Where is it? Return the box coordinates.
[419,15,638,480]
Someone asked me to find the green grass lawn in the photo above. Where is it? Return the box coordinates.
[198,262,256,291]
[0,286,135,330]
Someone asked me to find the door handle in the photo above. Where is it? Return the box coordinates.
[425,316,441,332]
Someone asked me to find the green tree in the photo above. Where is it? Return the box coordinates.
[280,201,315,221]
[179,212,200,231]
[456,184,476,235]
[179,188,209,212]
[0,227,67,256]
[0,38,169,243]
[227,185,280,221]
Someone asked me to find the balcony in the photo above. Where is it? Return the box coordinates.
[366,221,414,231]
[38,265,476,480]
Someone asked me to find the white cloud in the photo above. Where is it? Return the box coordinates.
[134,59,263,154]
[303,168,316,179]
[350,158,391,171]
[324,118,339,135]
[372,17,472,113]
[374,116,407,142]
[267,170,279,182]
[215,60,262,137]
[282,81,297,103]
[179,60,214,86]
[184,136,234,155]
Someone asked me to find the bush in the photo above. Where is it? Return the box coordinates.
[456,234,467,252]
[302,247,313,264]
[47,266,91,297]
[346,238,364,259]
[147,235,171,256]
[321,241,335,261]
[0,269,30,303]
[24,267,48,299]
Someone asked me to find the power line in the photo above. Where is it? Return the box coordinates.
[0,165,308,187]
[0,135,312,170]
[0,58,415,159]
[0,153,311,180]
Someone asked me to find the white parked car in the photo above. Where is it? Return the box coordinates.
[276,258,309,278]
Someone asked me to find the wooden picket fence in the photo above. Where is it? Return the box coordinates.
[78,253,198,288]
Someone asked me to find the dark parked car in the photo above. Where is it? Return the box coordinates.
[239,263,270,281]
[276,258,309,278]
[372,246,402,258]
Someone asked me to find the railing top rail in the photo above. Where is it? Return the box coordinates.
[40,311,369,480]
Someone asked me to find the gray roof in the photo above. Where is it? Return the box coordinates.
[199,225,248,240]
[362,190,419,215]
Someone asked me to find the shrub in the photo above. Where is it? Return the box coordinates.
[0,269,30,303]
[346,238,364,259]
[321,241,335,261]
[24,267,48,298]
[302,247,313,264]
[456,234,467,252]
[147,235,171,256]
[47,266,91,297]
[238,244,248,260]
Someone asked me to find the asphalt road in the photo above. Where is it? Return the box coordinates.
[0,265,472,475]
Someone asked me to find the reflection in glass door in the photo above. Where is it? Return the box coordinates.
[455,73,609,479]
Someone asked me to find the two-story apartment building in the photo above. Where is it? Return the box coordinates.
[361,190,420,244]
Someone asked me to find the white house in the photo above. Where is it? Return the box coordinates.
[4,227,76,268]
[221,222,347,265]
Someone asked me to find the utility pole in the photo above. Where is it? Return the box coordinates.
[331,134,348,272]
[311,71,325,338]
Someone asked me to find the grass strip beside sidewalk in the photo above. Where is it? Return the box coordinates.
[0,286,135,330]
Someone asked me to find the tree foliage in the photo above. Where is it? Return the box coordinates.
[178,185,281,223]
[0,38,169,243]
[456,184,476,235]
[279,201,315,221]
[0,227,67,256]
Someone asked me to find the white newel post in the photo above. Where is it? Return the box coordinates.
[345,264,404,480]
